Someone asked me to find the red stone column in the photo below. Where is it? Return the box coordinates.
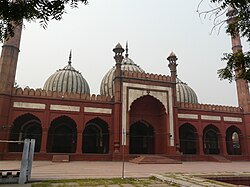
[40,128,48,153]
[198,135,204,155]
[76,132,82,154]
[220,135,228,156]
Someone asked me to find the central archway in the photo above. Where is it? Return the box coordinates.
[129,95,167,154]
[129,121,154,154]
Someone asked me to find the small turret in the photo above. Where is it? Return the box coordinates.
[167,51,178,82]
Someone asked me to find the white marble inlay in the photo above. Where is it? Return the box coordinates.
[84,107,112,114]
[122,82,174,146]
[178,114,198,119]
[223,117,242,122]
[201,115,221,121]
[13,102,46,109]
[50,104,80,112]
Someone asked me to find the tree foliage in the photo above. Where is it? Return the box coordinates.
[0,0,88,42]
[198,0,250,81]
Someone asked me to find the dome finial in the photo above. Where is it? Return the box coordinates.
[68,50,72,65]
[125,41,129,58]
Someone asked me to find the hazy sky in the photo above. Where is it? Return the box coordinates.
[4,0,250,106]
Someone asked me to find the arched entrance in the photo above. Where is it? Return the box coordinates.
[47,116,77,153]
[9,114,42,152]
[129,121,154,154]
[226,126,241,155]
[179,123,197,154]
[82,118,109,154]
[203,125,220,154]
[129,95,166,154]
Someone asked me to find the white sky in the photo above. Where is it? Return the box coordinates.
[5,0,250,106]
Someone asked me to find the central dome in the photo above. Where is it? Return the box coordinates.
[43,52,90,94]
[100,55,144,96]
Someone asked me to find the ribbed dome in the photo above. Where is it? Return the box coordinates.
[176,78,198,103]
[100,56,144,96]
[43,53,90,94]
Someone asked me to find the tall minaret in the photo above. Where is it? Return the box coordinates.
[0,25,22,94]
[112,43,124,155]
[0,24,22,154]
[227,8,250,112]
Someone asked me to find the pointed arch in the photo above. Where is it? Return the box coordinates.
[129,120,154,154]
[226,126,242,155]
[9,113,42,152]
[129,94,166,113]
[82,118,109,154]
[179,123,197,154]
[203,124,220,154]
[47,115,77,153]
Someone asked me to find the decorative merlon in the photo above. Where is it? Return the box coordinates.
[12,87,112,102]
[179,102,241,113]
[122,70,172,82]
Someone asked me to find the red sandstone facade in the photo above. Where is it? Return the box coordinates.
[0,19,250,162]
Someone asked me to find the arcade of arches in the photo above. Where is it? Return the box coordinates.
[8,114,110,155]
[179,123,242,155]
[7,112,243,157]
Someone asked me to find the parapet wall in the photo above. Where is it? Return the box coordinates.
[12,88,112,102]
[179,102,241,113]
[122,70,172,82]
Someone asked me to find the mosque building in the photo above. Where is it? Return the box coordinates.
[0,9,250,162]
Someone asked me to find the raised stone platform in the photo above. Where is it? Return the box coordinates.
[209,155,231,163]
[129,155,182,164]
[52,155,70,162]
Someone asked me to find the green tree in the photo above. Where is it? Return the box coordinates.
[199,0,250,81]
[0,0,88,42]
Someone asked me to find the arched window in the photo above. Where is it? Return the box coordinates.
[129,121,154,154]
[9,114,42,152]
[83,118,109,154]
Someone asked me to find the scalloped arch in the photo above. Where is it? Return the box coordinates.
[129,94,166,113]
[84,117,109,127]
[128,90,167,113]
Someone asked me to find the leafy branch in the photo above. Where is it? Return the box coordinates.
[0,0,88,42]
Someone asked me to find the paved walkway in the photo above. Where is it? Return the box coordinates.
[1,161,250,180]
[0,161,250,180]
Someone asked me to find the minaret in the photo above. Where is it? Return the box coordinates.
[112,43,124,155]
[0,24,22,156]
[227,8,250,112]
[0,25,22,94]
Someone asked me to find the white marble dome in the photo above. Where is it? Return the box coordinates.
[176,78,198,103]
[100,56,144,96]
[43,53,90,94]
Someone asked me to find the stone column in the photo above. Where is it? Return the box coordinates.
[40,129,48,153]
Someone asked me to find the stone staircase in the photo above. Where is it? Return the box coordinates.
[52,155,70,162]
[209,155,231,162]
[130,155,182,164]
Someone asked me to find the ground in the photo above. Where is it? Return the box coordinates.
[1,161,250,186]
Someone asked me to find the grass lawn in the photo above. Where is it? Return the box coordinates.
[31,177,172,187]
